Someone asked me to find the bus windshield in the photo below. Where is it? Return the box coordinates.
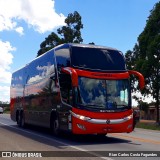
[76,77,130,111]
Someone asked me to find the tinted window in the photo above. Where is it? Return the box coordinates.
[55,48,70,72]
[11,68,26,98]
[11,69,24,87]
[27,51,55,84]
[71,47,126,72]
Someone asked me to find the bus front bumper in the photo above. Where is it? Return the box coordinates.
[70,111,133,134]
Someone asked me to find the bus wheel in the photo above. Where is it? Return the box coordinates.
[20,112,26,128]
[51,117,60,136]
[17,111,25,128]
[17,111,21,127]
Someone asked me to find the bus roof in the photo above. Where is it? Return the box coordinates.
[12,43,124,74]
[55,43,120,52]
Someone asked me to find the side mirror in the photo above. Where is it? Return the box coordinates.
[61,67,78,87]
[128,70,145,90]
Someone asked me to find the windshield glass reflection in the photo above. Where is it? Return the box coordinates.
[77,77,130,110]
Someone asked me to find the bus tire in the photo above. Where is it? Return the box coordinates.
[51,115,60,136]
[17,110,21,127]
[20,112,26,128]
[17,111,25,128]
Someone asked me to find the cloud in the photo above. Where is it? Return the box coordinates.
[0,0,65,102]
[0,40,15,70]
[0,0,66,34]
[15,26,24,35]
[0,86,10,102]
[0,40,15,102]
[0,68,12,84]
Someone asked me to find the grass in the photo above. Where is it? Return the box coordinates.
[136,121,160,131]
[3,106,10,114]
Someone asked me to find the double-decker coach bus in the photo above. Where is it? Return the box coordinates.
[10,43,145,135]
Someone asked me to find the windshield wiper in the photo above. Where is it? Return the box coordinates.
[116,104,128,107]
[116,104,129,109]
[77,103,104,108]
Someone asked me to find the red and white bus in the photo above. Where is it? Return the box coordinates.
[10,43,144,135]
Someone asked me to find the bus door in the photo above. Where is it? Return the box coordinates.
[58,72,73,131]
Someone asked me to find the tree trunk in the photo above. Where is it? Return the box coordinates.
[155,91,159,124]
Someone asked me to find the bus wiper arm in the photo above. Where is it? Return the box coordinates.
[85,104,105,108]
[116,104,128,107]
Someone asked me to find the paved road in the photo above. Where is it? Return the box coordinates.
[0,114,160,160]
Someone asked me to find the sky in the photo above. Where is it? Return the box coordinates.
[0,0,159,103]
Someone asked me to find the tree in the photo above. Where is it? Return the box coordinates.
[125,44,141,91]
[37,11,83,57]
[0,101,10,107]
[57,11,83,44]
[125,2,160,124]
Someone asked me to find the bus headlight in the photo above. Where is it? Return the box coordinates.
[70,111,91,121]
[77,115,91,121]
[124,114,133,121]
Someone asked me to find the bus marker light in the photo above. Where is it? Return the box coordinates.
[127,124,132,129]
[77,124,86,130]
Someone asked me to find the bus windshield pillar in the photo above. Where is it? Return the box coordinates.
[128,70,145,90]
[61,67,78,87]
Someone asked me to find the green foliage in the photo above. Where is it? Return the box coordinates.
[57,11,83,43]
[136,121,160,130]
[125,2,160,123]
[0,101,9,107]
[4,106,10,113]
[88,42,95,45]
[37,11,83,57]
[132,96,149,113]
[141,102,149,113]
[0,101,10,113]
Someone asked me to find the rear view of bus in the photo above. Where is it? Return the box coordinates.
[55,44,144,135]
